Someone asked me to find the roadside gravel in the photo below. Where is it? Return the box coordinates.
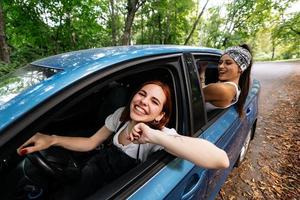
[217,74,300,200]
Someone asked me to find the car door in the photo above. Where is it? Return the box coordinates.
[201,108,247,199]
[193,53,253,199]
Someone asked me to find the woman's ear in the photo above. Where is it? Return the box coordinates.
[238,68,243,74]
[155,112,165,122]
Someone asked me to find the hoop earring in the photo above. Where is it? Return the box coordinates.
[153,120,159,125]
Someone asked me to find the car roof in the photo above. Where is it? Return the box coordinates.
[32,45,221,70]
[0,45,221,133]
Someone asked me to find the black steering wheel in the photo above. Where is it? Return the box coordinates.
[26,147,80,183]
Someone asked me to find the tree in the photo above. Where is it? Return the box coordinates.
[109,0,117,45]
[184,0,209,45]
[3,0,112,63]
[133,0,195,44]
[0,0,299,73]
[214,0,276,48]
[198,6,224,47]
[121,0,146,45]
[0,2,10,63]
[271,12,300,59]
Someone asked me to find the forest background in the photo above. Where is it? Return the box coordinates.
[0,0,299,76]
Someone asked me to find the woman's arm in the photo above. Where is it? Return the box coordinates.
[203,83,236,107]
[18,126,112,155]
[130,123,229,169]
[198,62,208,86]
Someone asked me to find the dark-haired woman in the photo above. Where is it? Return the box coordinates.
[17,80,229,199]
[199,44,253,116]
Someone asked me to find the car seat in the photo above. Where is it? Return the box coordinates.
[94,82,130,129]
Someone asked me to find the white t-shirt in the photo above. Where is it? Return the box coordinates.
[105,107,178,162]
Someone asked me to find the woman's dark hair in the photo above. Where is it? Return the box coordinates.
[120,80,172,129]
[236,44,252,117]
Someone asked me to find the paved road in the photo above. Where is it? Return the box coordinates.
[217,60,300,200]
[252,60,300,80]
[252,60,300,110]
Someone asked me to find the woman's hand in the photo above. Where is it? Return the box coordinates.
[199,62,208,86]
[199,61,208,75]
[128,123,159,144]
[17,133,54,156]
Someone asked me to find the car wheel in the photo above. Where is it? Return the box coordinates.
[235,126,252,167]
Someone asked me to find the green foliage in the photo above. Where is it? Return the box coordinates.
[133,0,195,44]
[0,0,299,75]
[3,0,111,63]
[0,62,20,77]
[272,12,300,59]
[198,6,224,47]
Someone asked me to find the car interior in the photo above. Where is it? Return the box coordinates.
[0,66,178,200]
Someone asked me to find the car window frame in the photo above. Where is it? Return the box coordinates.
[181,53,207,135]
[191,53,232,132]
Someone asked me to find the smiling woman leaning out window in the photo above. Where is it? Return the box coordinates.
[199,44,253,117]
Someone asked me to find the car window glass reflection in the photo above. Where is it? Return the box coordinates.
[0,65,60,105]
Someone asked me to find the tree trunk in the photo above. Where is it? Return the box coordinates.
[141,8,144,44]
[184,0,209,45]
[110,0,117,46]
[173,3,177,42]
[271,40,275,60]
[0,4,10,63]
[122,0,137,45]
[158,13,163,44]
[165,13,171,43]
[121,0,146,45]
[122,12,134,45]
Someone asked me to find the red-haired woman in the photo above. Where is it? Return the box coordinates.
[18,80,229,199]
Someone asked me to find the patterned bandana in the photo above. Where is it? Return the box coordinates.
[223,46,252,72]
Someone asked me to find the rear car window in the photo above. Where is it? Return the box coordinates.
[0,64,60,105]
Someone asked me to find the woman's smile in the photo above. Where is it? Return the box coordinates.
[218,69,227,75]
[133,104,148,115]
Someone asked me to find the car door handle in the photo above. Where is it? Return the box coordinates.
[181,174,202,200]
[246,107,252,116]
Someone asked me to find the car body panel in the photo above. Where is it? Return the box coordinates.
[128,159,197,200]
[31,45,221,70]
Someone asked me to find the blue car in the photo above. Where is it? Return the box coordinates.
[0,45,260,200]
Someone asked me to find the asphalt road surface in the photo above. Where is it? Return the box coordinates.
[252,60,300,112]
[217,60,300,200]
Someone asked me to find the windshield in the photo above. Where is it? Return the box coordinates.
[0,65,61,106]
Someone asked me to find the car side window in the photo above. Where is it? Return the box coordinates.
[192,54,222,122]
